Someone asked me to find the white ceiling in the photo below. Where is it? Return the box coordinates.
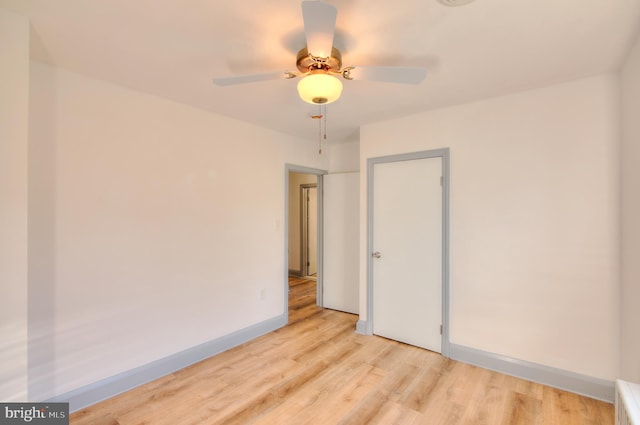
[2,0,640,143]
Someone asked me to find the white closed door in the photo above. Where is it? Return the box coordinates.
[372,157,442,352]
[323,172,359,314]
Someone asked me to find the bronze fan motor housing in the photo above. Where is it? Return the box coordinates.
[296,47,343,74]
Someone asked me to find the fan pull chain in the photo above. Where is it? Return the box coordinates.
[311,106,328,155]
[318,105,323,155]
[323,104,327,145]
[317,104,328,155]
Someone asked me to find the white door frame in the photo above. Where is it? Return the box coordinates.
[363,148,450,357]
[285,164,327,321]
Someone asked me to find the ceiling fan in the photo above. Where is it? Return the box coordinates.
[212,0,427,105]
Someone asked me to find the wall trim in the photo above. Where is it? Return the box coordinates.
[47,314,287,412]
[449,343,614,402]
[355,320,368,335]
[288,269,303,277]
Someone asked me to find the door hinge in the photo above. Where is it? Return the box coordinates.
[440,324,443,335]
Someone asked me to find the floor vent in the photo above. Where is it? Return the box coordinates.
[616,380,640,425]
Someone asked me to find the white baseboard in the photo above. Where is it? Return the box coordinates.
[288,269,303,277]
[47,314,613,412]
[47,314,287,412]
[352,321,613,402]
[449,343,614,402]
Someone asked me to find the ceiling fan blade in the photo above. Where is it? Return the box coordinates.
[213,71,296,86]
[346,66,427,84]
[302,1,337,58]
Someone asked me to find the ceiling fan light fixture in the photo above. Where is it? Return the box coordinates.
[297,73,343,105]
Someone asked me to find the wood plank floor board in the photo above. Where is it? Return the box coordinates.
[459,370,509,425]
[399,366,444,413]
[301,365,387,425]
[381,362,422,401]
[338,389,394,425]
[70,278,613,425]
[501,392,543,425]
[375,402,422,425]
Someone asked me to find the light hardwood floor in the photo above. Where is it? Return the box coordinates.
[70,277,613,424]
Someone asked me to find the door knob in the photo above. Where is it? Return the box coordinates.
[372,251,381,259]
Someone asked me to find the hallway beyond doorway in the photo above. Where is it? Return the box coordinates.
[288,276,320,324]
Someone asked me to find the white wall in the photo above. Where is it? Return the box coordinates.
[0,8,29,401]
[360,74,620,381]
[28,61,328,399]
[328,140,360,173]
[621,32,640,383]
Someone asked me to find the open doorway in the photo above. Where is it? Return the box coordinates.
[285,165,326,323]
[287,172,317,278]
[300,184,317,279]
